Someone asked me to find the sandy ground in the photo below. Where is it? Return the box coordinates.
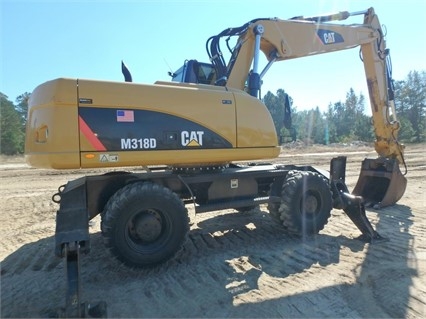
[1,143,425,318]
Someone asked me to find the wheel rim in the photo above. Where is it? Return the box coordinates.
[301,190,322,218]
[125,209,169,252]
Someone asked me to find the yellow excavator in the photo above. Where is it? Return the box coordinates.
[25,7,406,317]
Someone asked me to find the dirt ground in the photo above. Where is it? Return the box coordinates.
[1,143,425,318]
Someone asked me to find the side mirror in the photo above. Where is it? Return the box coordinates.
[283,93,292,129]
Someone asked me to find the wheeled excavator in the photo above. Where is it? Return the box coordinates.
[25,7,406,317]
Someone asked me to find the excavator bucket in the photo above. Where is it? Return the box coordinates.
[353,158,407,208]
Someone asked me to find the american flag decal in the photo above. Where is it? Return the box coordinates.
[116,110,134,122]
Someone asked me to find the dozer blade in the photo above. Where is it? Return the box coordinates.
[353,158,407,208]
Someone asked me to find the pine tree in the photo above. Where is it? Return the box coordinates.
[0,93,25,154]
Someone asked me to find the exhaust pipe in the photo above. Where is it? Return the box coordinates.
[353,157,407,208]
[121,60,133,82]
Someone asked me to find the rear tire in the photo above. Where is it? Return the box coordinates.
[101,182,189,268]
[268,171,332,235]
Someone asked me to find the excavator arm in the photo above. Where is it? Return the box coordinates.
[205,7,406,207]
[212,11,376,92]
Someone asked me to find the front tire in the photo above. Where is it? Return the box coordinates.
[101,182,189,268]
[269,171,332,235]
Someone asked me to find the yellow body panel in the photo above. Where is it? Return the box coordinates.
[25,78,80,169]
[77,79,238,150]
[234,90,278,148]
[25,78,279,169]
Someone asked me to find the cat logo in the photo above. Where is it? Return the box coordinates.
[181,131,204,147]
[317,29,344,45]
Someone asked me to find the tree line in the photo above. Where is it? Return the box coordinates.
[264,70,425,145]
[0,70,425,155]
[1,92,30,155]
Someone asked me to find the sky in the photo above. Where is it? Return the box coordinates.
[1,0,426,113]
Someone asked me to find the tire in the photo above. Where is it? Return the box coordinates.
[101,182,189,268]
[268,177,285,222]
[235,205,257,212]
[269,170,332,235]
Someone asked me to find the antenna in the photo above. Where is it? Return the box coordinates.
[164,58,175,77]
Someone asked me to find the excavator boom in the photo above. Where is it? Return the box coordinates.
[184,7,407,207]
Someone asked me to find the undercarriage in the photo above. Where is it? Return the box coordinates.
[52,156,385,317]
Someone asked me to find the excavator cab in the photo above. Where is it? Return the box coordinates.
[170,60,216,85]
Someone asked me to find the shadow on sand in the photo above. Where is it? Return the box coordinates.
[1,204,417,318]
